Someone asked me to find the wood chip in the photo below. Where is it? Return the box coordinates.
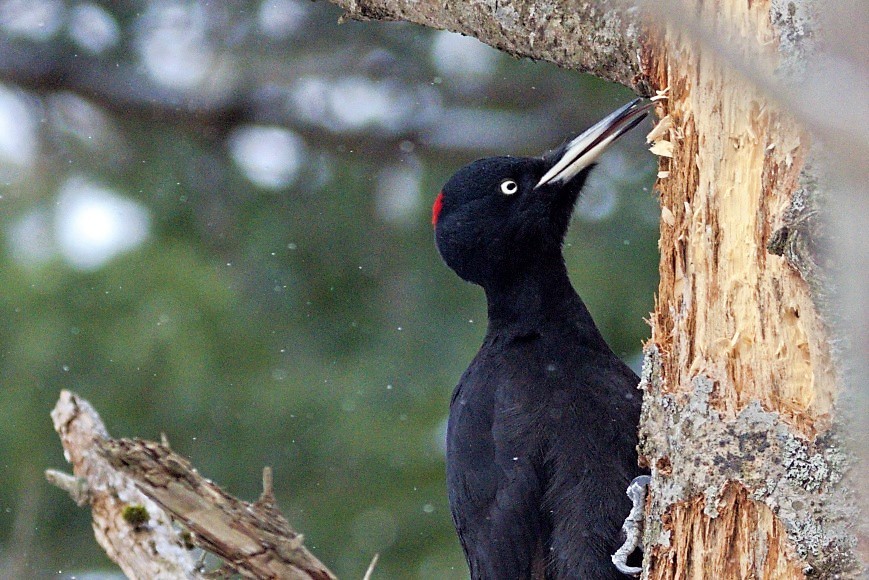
[650,140,675,157]
[661,206,676,226]
[646,115,673,143]
[650,87,670,101]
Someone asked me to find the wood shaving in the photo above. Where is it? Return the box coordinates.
[650,87,670,101]
[661,206,676,226]
[650,140,675,157]
[647,114,673,143]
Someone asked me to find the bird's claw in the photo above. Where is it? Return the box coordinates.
[611,475,651,577]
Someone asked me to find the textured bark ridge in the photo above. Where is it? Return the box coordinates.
[47,390,336,580]
[638,0,858,576]
[332,0,652,93]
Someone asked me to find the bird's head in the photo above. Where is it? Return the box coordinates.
[433,99,651,289]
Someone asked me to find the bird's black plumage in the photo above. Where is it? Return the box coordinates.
[434,99,650,579]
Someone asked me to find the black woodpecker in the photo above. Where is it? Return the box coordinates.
[433,99,651,579]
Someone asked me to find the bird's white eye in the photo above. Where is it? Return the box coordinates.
[500,179,519,195]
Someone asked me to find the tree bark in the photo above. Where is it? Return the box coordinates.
[328,0,863,577]
[331,0,652,93]
[638,0,859,575]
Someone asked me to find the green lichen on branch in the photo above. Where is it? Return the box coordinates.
[122,504,150,529]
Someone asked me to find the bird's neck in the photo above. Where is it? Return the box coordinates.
[483,259,605,344]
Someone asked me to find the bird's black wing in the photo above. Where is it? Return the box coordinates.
[541,346,645,579]
[446,346,549,579]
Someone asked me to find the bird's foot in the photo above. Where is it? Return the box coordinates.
[611,475,651,577]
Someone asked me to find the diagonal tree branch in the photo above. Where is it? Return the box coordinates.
[47,390,201,579]
[331,0,652,93]
[103,440,336,580]
[47,390,336,580]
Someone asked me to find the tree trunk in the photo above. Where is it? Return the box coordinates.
[637,0,859,576]
[331,0,862,577]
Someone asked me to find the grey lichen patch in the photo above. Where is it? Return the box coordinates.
[638,344,860,576]
[769,0,816,78]
[789,515,859,576]
[489,0,520,29]
[782,431,847,493]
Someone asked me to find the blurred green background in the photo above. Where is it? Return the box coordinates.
[0,1,658,577]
